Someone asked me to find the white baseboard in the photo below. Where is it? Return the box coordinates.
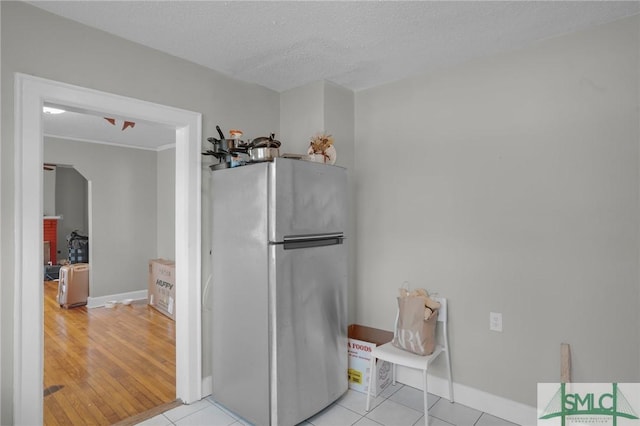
[395,366,536,425]
[87,290,148,308]
[202,368,536,425]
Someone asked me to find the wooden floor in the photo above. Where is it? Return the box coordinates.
[44,281,176,425]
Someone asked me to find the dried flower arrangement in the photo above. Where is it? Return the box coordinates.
[309,132,334,154]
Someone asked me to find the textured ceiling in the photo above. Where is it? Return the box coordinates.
[31,1,640,150]
[28,1,640,93]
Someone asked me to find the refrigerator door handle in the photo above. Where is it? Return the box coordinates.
[281,233,344,250]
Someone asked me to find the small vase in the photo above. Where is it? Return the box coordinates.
[306,146,337,165]
[306,153,327,163]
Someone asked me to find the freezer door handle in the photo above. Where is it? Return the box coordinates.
[281,233,344,250]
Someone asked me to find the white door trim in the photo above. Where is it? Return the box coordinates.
[13,73,202,425]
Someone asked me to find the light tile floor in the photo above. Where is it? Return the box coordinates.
[136,384,520,426]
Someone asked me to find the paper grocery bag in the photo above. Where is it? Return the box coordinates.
[392,296,438,356]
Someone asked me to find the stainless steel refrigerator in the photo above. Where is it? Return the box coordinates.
[211,158,348,426]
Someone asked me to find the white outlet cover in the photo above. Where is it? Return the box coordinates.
[490,312,503,332]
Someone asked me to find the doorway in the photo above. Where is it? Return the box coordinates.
[43,165,88,256]
[14,73,203,425]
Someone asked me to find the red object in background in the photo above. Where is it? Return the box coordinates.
[43,219,57,264]
[104,117,136,131]
[122,120,135,130]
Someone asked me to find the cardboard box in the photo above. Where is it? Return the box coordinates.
[348,324,394,395]
[44,241,51,265]
[148,258,175,320]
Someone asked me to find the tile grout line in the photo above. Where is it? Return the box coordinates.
[163,400,215,424]
[157,384,513,426]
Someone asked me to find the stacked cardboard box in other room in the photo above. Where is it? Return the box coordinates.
[148,258,175,320]
[348,324,394,395]
[44,241,51,265]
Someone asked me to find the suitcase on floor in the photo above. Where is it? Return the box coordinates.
[57,263,89,308]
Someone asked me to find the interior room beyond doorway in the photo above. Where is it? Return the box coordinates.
[14,74,203,425]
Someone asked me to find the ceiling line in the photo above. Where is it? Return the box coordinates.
[43,132,172,152]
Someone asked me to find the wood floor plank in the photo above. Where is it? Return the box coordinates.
[67,379,112,425]
[49,391,87,426]
[84,373,134,422]
[74,380,116,424]
[43,394,71,426]
[44,280,176,425]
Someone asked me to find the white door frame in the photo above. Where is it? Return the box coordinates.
[13,73,202,425]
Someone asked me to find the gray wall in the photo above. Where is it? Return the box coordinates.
[42,168,56,216]
[54,166,88,260]
[1,2,279,422]
[354,15,640,407]
[45,137,157,298]
[324,82,356,326]
[280,81,325,155]
[157,147,176,260]
[44,144,170,293]
[280,81,356,323]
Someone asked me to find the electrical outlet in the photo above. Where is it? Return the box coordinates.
[490,312,503,332]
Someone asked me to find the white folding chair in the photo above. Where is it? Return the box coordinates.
[365,297,453,426]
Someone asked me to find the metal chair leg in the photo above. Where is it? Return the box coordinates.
[423,369,429,426]
[392,363,397,386]
[445,349,454,403]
